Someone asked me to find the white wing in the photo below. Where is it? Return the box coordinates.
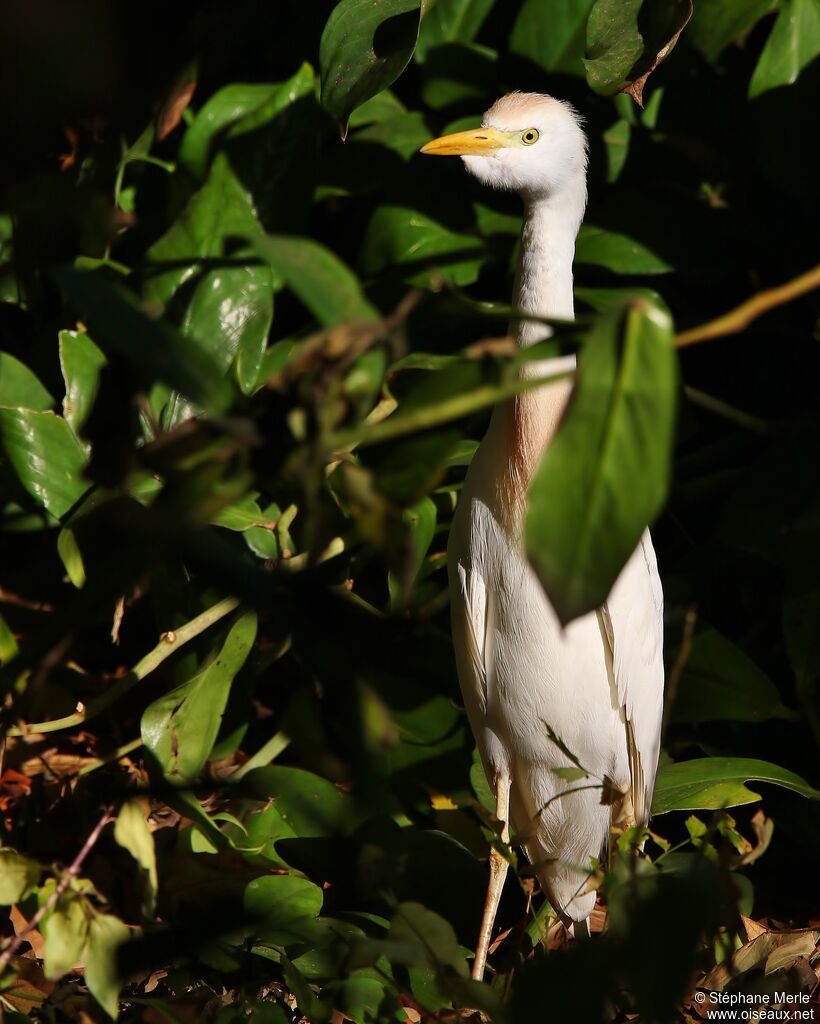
[451,563,489,725]
[599,531,664,824]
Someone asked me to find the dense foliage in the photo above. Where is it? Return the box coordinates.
[1,0,819,1021]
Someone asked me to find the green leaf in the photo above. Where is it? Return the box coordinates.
[242,766,353,840]
[145,154,273,390]
[55,270,233,416]
[243,874,324,945]
[415,0,495,61]
[59,329,107,432]
[320,0,422,136]
[361,205,485,287]
[0,409,88,519]
[584,0,692,100]
[41,888,89,979]
[57,526,86,588]
[254,235,377,326]
[141,611,257,783]
[670,628,794,724]
[0,612,18,664]
[389,902,468,978]
[510,0,597,76]
[576,225,673,274]
[180,83,282,179]
[0,849,40,904]
[388,497,437,606]
[652,757,820,815]
[113,800,158,916]
[85,913,132,1019]
[0,353,53,411]
[221,64,319,235]
[526,301,677,624]
[688,0,778,63]
[749,0,820,97]
[603,118,631,182]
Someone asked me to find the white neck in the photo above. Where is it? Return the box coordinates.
[484,185,585,522]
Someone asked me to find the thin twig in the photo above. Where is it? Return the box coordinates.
[0,802,115,974]
[6,596,240,738]
[675,263,820,348]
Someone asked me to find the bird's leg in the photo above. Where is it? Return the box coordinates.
[472,772,511,981]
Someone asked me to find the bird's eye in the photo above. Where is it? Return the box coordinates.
[521,128,540,145]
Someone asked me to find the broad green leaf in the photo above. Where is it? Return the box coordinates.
[85,914,131,1019]
[113,800,158,916]
[59,329,106,432]
[326,971,387,1024]
[254,235,377,326]
[180,83,281,178]
[671,628,794,724]
[348,89,406,128]
[0,353,53,411]
[0,612,18,664]
[388,497,437,606]
[145,154,273,391]
[361,205,485,287]
[584,0,693,101]
[291,919,366,979]
[141,611,257,783]
[57,526,86,588]
[221,64,319,235]
[749,0,820,97]
[320,0,422,136]
[243,874,324,945]
[389,902,468,978]
[54,270,232,416]
[416,0,494,61]
[688,0,778,63]
[0,408,88,519]
[526,301,677,624]
[419,42,498,112]
[652,757,820,814]
[242,766,353,839]
[0,849,40,904]
[576,225,672,274]
[603,118,631,182]
[510,0,597,76]
[41,887,89,979]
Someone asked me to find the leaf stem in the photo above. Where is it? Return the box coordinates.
[675,263,820,348]
[6,596,240,737]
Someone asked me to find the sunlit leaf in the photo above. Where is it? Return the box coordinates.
[576,225,673,274]
[510,0,597,76]
[749,0,820,97]
[416,0,494,61]
[320,0,422,136]
[526,300,677,624]
[0,353,53,411]
[41,887,88,979]
[0,408,88,519]
[652,757,820,814]
[0,849,40,905]
[141,611,257,783]
[59,329,106,432]
[113,800,158,916]
[243,874,324,945]
[584,0,693,103]
[85,914,132,1019]
[254,235,377,325]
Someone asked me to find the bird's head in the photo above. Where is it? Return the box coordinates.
[420,92,587,200]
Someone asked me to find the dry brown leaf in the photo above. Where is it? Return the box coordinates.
[9,905,46,959]
[740,915,768,942]
[622,1,693,108]
[157,75,197,141]
[764,932,819,975]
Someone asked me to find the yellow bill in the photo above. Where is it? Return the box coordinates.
[420,126,509,156]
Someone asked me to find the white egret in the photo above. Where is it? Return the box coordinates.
[421,93,664,980]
